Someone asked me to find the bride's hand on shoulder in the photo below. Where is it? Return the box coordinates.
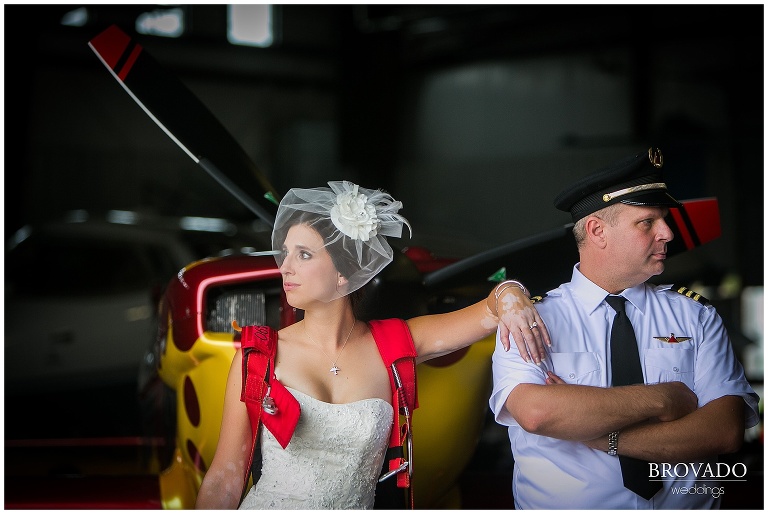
[492,281,550,364]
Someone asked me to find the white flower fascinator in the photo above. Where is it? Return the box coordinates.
[272,180,412,296]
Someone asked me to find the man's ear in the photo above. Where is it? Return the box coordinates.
[585,215,607,249]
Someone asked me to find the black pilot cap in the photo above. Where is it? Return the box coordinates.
[554,147,682,222]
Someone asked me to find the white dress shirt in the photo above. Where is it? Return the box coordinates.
[490,264,759,509]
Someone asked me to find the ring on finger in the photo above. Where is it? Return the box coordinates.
[529,321,538,330]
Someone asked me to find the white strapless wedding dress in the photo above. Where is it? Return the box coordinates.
[239,387,393,510]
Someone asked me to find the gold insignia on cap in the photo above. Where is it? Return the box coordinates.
[653,333,692,344]
[648,147,663,168]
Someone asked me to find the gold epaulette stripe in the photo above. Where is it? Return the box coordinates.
[672,285,710,305]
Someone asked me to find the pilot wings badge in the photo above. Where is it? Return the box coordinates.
[654,333,692,344]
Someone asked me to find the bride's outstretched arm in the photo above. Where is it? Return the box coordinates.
[408,280,550,364]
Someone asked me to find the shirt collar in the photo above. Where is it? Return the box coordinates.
[571,264,648,316]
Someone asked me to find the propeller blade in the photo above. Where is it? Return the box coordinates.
[423,225,577,294]
[424,198,721,293]
[88,24,280,225]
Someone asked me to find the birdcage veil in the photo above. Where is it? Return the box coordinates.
[272,180,411,298]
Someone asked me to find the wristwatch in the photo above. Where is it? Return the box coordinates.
[607,431,619,456]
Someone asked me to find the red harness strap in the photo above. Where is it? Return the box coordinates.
[369,319,419,507]
[238,325,277,490]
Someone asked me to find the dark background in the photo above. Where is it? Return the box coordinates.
[4,3,764,509]
[4,4,764,279]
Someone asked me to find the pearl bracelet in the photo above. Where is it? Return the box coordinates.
[494,279,530,300]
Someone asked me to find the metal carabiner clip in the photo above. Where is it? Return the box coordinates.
[378,460,409,483]
[262,385,278,415]
[377,363,414,484]
[391,364,413,478]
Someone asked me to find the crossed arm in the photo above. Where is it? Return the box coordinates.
[504,377,745,462]
[582,394,745,462]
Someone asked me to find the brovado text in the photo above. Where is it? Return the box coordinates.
[649,462,747,479]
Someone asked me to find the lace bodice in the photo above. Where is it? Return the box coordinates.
[239,387,393,510]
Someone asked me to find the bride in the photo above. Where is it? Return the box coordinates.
[195,181,549,509]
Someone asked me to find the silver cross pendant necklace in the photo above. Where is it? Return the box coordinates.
[304,319,357,376]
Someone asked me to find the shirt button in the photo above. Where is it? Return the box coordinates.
[673,366,680,372]
[568,373,576,379]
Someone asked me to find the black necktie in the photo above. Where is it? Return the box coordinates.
[606,295,661,500]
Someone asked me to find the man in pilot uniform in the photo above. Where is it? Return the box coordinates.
[490,148,759,509]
